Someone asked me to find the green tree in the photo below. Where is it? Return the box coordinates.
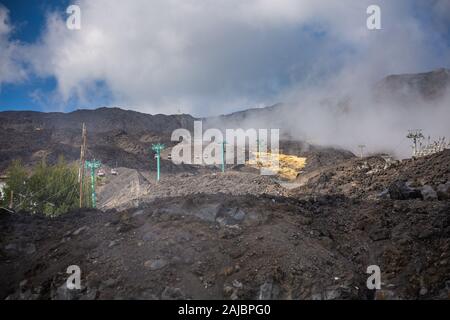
[2,157,80,216]
[2,160,28,210]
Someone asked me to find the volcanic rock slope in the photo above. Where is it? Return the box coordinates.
[1,69,449,300]
[292,149,450,199]
[0,107,196,171]
[0,150,449,300]
[0,106,352,173]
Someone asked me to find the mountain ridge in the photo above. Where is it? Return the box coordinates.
[1,68,449,171]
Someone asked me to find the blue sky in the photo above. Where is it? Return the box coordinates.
[0,0,113,112]
[0,0,117,111]
[1,0,53,42]
[0,0,66,111]
[0,0,449,115]
[1,1,37,110]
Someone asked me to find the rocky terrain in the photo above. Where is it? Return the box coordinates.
[96,168,285,211]
[0,69,449,300]
[1,149,449,300]
[0,107,351,173]
[0,108,194,172]
[292,149,450,200]
[1,188,449,300]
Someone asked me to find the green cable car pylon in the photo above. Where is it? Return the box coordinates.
[151,143,165,181]
[85,159,101,208]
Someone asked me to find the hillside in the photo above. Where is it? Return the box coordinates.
[0,108,196,171]
[0,107,353,173]
[1,69,449,300]
[1,150,449,300]
[2,68,449,172]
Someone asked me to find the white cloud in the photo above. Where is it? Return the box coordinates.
[0,6,27,89]
[21,0,450,116]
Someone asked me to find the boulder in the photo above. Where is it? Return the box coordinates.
[144,259,168,271]
[374,289,399,300]
[258,279,279,300]
[421,185,438,201]
[377,189,390,199]
[161,287,185,300]
[72,226,88,236]
[437,182,450,200]
[388,181,422,200]
[53,283,80,300]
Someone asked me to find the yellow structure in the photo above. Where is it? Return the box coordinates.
[247,152,307,180]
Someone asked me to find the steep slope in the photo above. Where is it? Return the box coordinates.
[291,149,450,200]
[0,107,196,135]
[0,108,196,171]
[0,108,352,173]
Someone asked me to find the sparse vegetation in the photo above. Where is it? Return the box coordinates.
[1,157,80,216]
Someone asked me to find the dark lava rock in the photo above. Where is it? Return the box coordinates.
[388,181,422,200]
[437,182,450,200]
[421,185,438,201]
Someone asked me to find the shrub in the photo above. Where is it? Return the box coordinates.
[1,157,80,216]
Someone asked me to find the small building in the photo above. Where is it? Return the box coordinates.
[97,169,105,177]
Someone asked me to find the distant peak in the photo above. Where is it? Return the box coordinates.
[385,68,450,79]
[377,68,450,101]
